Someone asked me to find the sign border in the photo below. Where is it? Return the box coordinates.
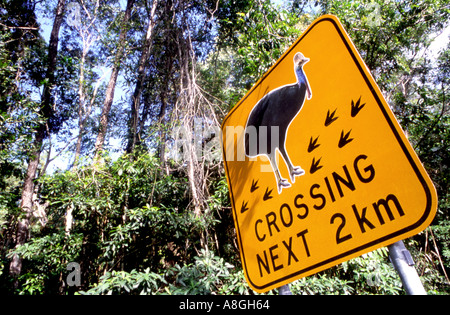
[221,15,435,291]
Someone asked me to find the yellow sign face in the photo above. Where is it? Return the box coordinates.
[221,15,437,293]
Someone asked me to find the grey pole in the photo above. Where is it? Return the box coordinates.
[278,284,292,295]
[388,240,427,295]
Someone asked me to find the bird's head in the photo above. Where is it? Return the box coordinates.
[294,52,310,70]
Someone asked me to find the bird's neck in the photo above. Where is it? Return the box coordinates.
[295,67,307,88]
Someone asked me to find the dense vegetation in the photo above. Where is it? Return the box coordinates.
[0,0,449,294]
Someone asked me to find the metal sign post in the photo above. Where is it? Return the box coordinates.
[277,240,427,295]
[388,240,427,295]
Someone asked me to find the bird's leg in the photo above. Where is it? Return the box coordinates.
[290,166,306,184]
[279,146,305,183]
[269,153,291,194]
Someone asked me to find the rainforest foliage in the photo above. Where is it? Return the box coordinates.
[0,0,449,294]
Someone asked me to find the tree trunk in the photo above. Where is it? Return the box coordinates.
[9,0,66,282]
[74,53,107,168]
[157,65,171,166]
[9,124,45,279]
[74,52,86,167]
[94,0,135,162]
[156,8,174,165]
[126,0,159,154]
[41,0,65,123]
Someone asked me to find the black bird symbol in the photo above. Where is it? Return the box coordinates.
[351,97,366,117]
[244,52,312,194]
[325,109,338,127]
[263,188,274,201]
[338,130,354,148]
[308,136,320,153]
[241,200,249,214]
[310,157,323,174]
[250,179,260,193]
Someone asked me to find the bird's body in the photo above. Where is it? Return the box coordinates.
[245,52,312,193]
[246,79,309,156]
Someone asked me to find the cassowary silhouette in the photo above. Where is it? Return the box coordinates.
[244,52,312,194]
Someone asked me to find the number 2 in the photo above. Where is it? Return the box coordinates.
[330,213,353,244]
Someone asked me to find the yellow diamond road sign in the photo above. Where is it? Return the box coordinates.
[221,15,438,293]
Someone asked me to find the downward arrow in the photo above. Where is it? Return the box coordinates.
[310,157,323,174]
[339,130,354,148]
[308,136,320,153]
[241,200,249,214]
[351,97,366,117]
[263,188,273,201]
[325,109,338,127]
[250,179,260,193]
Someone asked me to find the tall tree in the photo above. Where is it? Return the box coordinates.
[9,0,66,282]
[93,0,135,161]
[0,0,43,288]
[126,0,159,154]
[70,0,109,168]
